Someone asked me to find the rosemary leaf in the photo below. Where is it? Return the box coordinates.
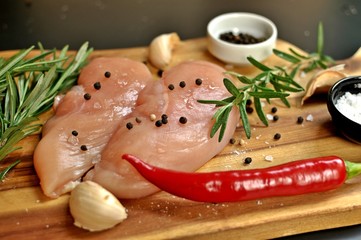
[0,119,41,161]
[199,22,333,142]
[289,48,310,60]
[316,60,328,69]
[210,106,230,138]
[247,56,272,71]
[49,42,92,96]
[0,159,20,180]
[249,90,289,98]
[218,106,232,142]
[272,83,291,108]
[5,73,18,126]
[0,42,92,180]
[273,49,301,63]
[270,80,304,92]
[197,99,232,106]
[0,47,34,78]
[225,71,253,84]
[239,101,251,139]
[317,22,324,57]
[22,50,53,66]
[254,97,268,126]
[223,78,240,97]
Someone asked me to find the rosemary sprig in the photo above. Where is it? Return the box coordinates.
[0,42,93,180]
[273,22,334,73]
[199,22,333,142]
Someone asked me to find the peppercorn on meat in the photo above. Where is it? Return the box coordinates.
[85,61,240,199]
[34,58,153,198]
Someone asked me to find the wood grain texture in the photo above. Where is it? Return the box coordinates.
[1,38,361,239]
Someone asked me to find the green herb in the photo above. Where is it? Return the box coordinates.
[199,22,333,142]
[0,42,93,180]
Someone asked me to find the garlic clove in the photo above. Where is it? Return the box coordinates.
[148,32,180,69]
[69,181,127,232]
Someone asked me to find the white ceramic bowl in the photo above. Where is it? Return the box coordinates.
[207,12,277,65]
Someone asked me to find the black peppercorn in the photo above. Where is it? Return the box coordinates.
[297,116,304,124]
[274,133,281,140]
[246,99,252,106]
[71,130,78,136]
[219,31,266,45]
[229,138,236,144]
[93,82,101,90]
[155,120,163,127]
[271,107,278,113]
[135,117,142,123]
[80,145,88,151]
[104,71,111,78]
[195,78,203,85]
[161,118,168,124]
[179,116,187,124]
[179,81,186,88]
[246,106,254,114]
[161,114,168,124]
[126,122,133,130]
[168,84,175,90]
[273,115,279,121]
[84,93,91,100]
[244,157,252,164]
[157,69,163,77]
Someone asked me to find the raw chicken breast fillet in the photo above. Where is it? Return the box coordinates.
[85,61,240,199]
[34,57,153,198]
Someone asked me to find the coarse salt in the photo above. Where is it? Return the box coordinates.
[335,92,361,124]
[264,155,273,162]
[306,114,313,122]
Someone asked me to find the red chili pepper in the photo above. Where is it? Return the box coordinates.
[122,154,361,203]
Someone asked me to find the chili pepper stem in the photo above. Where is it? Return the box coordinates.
[345,160,361,180]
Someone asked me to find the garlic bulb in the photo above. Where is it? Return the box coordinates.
[69,181,127,232]
[148,32,180,69]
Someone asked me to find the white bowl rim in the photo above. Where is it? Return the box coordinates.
[207,12,278,49]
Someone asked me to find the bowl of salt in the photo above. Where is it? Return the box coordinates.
[327,76,361,144]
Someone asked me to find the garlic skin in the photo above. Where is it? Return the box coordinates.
[301,64,347,105]
[69,181,127,232]
[148,32,180,69]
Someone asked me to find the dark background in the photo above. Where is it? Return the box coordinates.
[1,0,361,60]
[1,0,361,239]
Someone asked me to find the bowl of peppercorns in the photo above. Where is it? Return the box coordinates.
[327,76,361,144]
[207,12,277,65]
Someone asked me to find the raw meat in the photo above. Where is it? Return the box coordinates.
[85,61,240,199]
[33,57,153,198]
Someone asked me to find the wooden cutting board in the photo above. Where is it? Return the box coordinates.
[1,38,361,240]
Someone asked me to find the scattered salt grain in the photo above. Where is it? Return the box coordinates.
[335,92,361,124]
[300,71,306,78]
[306,114,313,122]
[264,155,274,162]
[266,114,273,120]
